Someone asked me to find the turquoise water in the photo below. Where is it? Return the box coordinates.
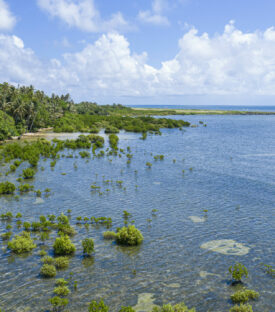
[0,115,274,311]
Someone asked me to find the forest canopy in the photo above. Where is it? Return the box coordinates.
[0,82,189,140]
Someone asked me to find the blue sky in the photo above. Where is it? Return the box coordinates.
[1,0,275,105]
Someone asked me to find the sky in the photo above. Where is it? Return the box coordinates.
[1,0,275,105]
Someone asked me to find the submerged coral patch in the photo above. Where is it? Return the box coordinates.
[189,216,205,223]
[200,239,250,255]
[133,293,157,312]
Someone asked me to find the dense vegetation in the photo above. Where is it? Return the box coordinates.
[0,82,190,141]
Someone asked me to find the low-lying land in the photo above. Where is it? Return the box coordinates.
[131,107,275,115]
[1,82,274,142]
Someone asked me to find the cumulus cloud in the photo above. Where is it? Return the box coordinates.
[138,0,170,26]
[2,22,275,100]
[0,0,16,31]
[37,0,129,32]
[0,34,44,85]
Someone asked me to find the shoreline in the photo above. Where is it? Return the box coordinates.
[131,107,275,115]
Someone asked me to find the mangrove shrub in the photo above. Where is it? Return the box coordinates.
[53,235,76,256]
[8,231,36,254]
[0,181,16,194]
[116,225,143,246]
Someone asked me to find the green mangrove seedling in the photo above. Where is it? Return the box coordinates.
[123,210,132,219]
[0,212,13,220]
[23,222,31,231]
[38,250,47,257]
[263,264,275,277]
[49,296,69,310]
[82,238,94,256]
[116,225,143,246]
[119,307,136,312]
[152,302,196,312]
[229,263,248,283]
[1,231,12,240]
[229,304,253,312]
[40,264,57,278]
[0,181,16,194]
[231,289,259,304]
[53,235,76,256]
[42,256,55,265]
[18,184,34,192]
[55,278,68,286]
[22,168,35,179]
[103,231,117,240]
[88,299,109,312]
[8,231,36,254]
[54,286,70,297]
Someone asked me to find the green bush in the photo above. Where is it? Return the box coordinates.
[82,238,94,256]
[0,212,13,220]
[54,285,70,297]
[105,126,119,134]
[79,151,90,158]
[229,304,253,312]
[57,224,76,236]
[109,134,119,149]
[152,302,196,312]
[8,231,36,253]
[9,164,16,172]
[229,263,248,282]
[0,181,16,194]
[103,231,117,240]
[38,250,47,257]
[55,278,68,286]
[116,225,143,246]
[18,184,34,192]
[1,231,12,240]
[53,235,76,256]
[22,168,35,179]
[40,264,57,278]
[231,289,259,304]
[31,221,41,231]
[49,296,69,310]
[14,160,22,167]
[88,299,109,312]
[119,307,136,312]
[23,222,31,231]
[55,256,70,269]
[42,256,55,265]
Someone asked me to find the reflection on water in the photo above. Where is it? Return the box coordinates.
[0,115,275,311]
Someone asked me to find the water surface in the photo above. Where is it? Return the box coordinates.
[0,115,274,312]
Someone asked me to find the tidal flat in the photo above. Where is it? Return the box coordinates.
[0,114,274,312]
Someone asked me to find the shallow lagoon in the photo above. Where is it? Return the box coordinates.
[0,115,274,311]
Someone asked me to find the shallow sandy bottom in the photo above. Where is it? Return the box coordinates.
[189,216,206,223]
[133,293,157,312]
[200,239,250,255]
[34,198,45,205]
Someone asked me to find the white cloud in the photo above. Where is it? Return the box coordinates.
[2,22,275,100]
[0,0,16,31]
[37,0,129,32]
[0,34,44,85]
[138,0,170,26]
